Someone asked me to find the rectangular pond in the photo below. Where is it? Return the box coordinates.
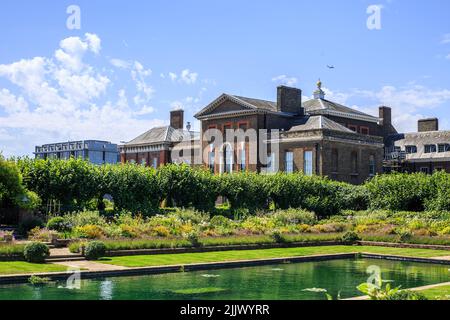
[0,258,449,300]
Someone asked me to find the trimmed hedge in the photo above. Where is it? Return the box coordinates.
[15,158,450,216]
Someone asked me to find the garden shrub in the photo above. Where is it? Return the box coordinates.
[18,157,100,212]
[23,242,50,263]
[63,211,107,228]
[47,217,72,232]
[84,241,107,260]
[158,164,219,211]
[384,290,428,301]
[341,231,361,243]
[100,164,161,216]
[0,155,24,208]
[265,173,343,218]
[28,227,59,242]
[74,225,105,239]
[210,215,234,228]
[183,231,201,247]
[219,172,269,212]
[152,225,170,237]
[365,173,433,211]
[270,230,287,243]
[335,183,369,211]
[425,171,450,211]
[271,209,316,226]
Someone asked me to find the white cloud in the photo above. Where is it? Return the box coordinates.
[131,61,154,104]
[180,69,198,84]
[446,53,450,60]
[110,58,131,69]
[168,72,177,81]
[0,34,168,157]
[441,33,450,44]
[85,33,101,54]
[170,100,184,110]
[272,75,298,87]
[133,105,155,115]
[0,89,29,114]
[167,69,198,84]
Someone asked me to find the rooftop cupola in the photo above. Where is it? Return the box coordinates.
[313,79,326,100]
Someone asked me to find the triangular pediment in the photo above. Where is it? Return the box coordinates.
[194,94,259,119]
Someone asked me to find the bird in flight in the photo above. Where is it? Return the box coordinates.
[327,65,335,69]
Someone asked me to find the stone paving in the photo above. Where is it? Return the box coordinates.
[49,248,77,257]
[53,260,129,271]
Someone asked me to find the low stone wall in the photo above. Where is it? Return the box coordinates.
[359,241,450,251]
[105,241,346,257]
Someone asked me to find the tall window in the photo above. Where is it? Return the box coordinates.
[267,152,276,173]
[304,151,313,176]
[208,144,215,173]
[369,155,376,176]
[351,151,358,173]
[223,144,233,174]
[152,158,158,169]
[332,149,339,173]
[285,151,294,173]
[240,145,246,171]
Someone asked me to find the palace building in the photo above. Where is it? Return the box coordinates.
[119,109,200,168]
[123,81,450,184]
[194,81,398,184]
[385,118,450,174]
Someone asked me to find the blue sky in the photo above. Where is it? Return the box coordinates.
[1,0,450,156]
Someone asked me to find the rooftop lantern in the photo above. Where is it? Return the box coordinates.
[313,79,326,100]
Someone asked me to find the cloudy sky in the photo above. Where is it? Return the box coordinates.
[1,0,450,157]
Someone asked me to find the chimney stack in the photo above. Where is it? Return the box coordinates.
[418,118,439,132]
[277,86,303,115]
[170,109,184,130]
[379,106,392,126]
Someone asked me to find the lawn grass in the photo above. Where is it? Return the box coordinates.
[419,284,450,300]
[0,261,68,275]
[99,245,450,268]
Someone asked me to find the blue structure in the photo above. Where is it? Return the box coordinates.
[34,140,119,165]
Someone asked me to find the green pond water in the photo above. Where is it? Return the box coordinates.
[0,258,449,300]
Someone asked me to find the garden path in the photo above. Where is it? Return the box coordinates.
[53,260,129,271]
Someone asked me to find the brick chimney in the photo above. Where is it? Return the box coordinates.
[277,86,303,115]
[170,109,184,130]
[418,118,439,132]
[379,106,392,126]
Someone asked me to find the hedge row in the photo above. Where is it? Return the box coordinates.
[364,171,450,212]
[15,158,367,217]
[14,158,450,217]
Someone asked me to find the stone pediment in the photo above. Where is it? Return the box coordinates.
[195,94,277,119]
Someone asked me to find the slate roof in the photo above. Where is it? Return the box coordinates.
[230,95,278,112]
[287,115,355,133]
[124,126,199,146]
[394,130,450,161]
[302,98,379,121]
